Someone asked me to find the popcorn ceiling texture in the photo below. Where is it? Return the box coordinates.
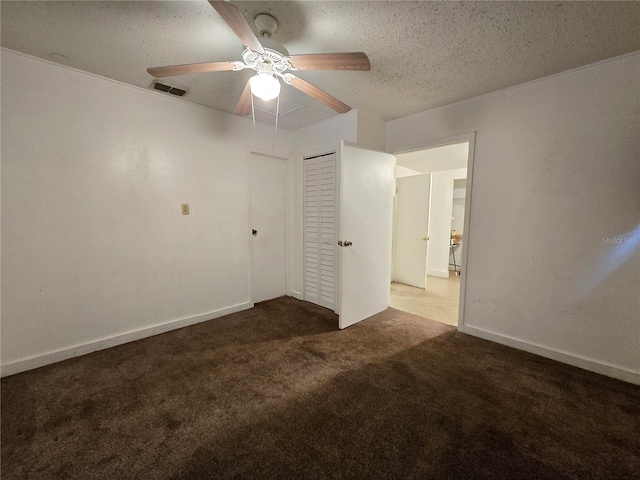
[2,1,639,129]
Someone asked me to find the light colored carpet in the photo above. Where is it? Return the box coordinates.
[390,275,461,326]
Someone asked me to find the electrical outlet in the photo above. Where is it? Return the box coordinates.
[181,204,190,215]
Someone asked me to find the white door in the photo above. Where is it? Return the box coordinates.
[338,142,395,329]
[303,153,337,310]
[393,174,431,288]
[249,152,286,303]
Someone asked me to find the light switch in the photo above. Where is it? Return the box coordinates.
[181,204,190,215]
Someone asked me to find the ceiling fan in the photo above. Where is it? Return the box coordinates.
[147,0,370,116]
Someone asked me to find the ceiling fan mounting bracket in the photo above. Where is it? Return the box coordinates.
[254,13,278,39]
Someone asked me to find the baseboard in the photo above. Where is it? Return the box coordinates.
[427,269,449,278]
[458,324,640,385]
[1,302,254,378]
[289,290,304,301]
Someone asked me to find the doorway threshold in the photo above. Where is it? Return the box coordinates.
[389,276,461,326]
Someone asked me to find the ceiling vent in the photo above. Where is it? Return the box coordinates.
[151,81,187,97]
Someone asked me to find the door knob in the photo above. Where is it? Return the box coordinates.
[422,236,427,241]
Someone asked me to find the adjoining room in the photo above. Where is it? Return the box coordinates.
[391,141,469,327]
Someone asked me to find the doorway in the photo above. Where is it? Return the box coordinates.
[390,140,471,326]
[248,151,287,303]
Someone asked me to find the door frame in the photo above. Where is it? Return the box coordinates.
[390,132,476,329]
[246,148,290,304]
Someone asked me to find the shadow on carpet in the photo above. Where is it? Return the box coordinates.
[2,297,639,479]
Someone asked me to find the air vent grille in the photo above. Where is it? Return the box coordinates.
[151,81,187,97]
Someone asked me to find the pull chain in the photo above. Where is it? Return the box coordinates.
[250,92,279,157]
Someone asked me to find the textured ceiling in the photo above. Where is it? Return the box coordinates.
[2,1,639,130]
[397,142,469,174]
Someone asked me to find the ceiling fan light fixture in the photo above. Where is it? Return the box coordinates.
[249,72,281,101]
[148,1,369,115]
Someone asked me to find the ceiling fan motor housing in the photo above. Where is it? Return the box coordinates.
[242,37,291,76]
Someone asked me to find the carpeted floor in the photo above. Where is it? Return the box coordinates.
[2,297,639,479]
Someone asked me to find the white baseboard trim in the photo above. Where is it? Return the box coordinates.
[1,302,254,378]
[289,290,304,301]
[458,324,640,385]
[427,269,449,278]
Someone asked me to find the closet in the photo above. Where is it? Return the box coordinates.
[303,152,337,310]
[302,142,394,328]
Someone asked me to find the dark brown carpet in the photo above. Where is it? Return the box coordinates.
[2,297,639,479]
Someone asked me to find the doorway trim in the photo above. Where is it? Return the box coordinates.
[391,132,476,329]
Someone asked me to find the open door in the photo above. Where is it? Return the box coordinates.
[393,174,431,288]
[338,141,395,329]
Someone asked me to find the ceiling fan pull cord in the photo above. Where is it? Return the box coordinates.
[250,92,262,152]
[250,89,279,158]
[268,95,280,158]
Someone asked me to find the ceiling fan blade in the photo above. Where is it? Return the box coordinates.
[209,1,265,54]
[235,81,252,116]
[288,76,351,114]
[288,52,371,71]
[147,61,236,78]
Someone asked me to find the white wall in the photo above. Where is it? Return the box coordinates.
[387,52,640,384]
[427,168,467,278]
[1,50,291,375]
[292,111,358,154]
[357,110,387,152]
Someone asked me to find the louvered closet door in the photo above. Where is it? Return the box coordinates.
[304,153,336,310]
